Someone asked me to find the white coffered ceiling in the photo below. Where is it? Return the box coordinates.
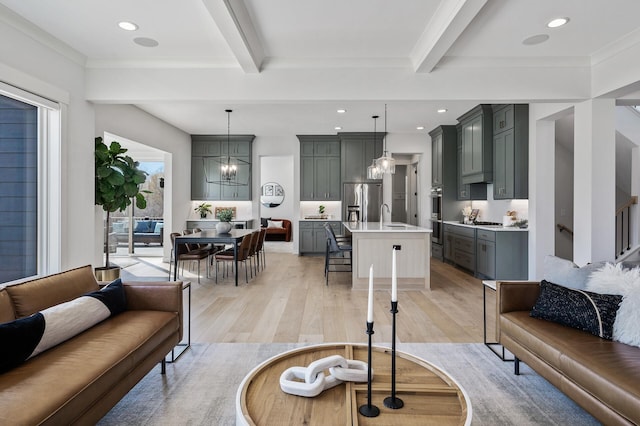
[2,0,640,135]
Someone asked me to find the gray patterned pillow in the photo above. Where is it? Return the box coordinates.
[530,280,622,340]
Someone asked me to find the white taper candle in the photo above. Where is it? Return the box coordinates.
[367,264,374,323]
[391,247,397,302]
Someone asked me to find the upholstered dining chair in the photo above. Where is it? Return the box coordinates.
[254,227,268,271]
[214,231,257,284]
[324,223,352,285]
[169,232,210,283]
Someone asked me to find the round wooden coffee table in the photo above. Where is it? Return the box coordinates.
[236,343,471,425]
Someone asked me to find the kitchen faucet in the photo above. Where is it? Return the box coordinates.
[380,203,390,224]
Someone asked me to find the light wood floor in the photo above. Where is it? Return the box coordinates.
[121,248,496,344]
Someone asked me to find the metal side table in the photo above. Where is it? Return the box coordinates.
[482,280,514,361]
[167,281,191,362]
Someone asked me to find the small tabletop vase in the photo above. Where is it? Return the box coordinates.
[216,221,233,234]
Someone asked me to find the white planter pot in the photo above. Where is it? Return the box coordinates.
[216,221,233,234]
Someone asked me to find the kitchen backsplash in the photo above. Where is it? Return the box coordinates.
[299,201,341,219]
[468,185,529,222]
[189,201,253,220]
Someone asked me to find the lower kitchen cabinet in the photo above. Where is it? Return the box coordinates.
[299,221,342,254]
[444,223,528,280]
[476,229,528,280]
[443,224,476,273]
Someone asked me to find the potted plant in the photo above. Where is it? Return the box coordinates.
[216,208,234,234]
[195,202,213,219]
[95,137,149,280]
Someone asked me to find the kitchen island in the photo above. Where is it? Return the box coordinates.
[343,222,432,290]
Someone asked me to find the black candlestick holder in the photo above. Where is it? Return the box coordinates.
[358,321,380,417]
[384,300,404,409]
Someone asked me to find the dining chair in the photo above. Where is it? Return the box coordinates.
[254,228,268,271]
[214,231,256,284]
[247,230,261,277]
[324,223,352,285]
[169,232,209,283]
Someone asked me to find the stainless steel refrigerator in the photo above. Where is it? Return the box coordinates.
[343,183,383,222]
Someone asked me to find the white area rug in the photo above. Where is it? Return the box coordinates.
[98,343,598,425]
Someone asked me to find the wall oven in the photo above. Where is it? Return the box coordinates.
[430,187,443,244]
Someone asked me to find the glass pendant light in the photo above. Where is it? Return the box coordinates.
[367,115,383,179]
[375,104,395,174]
[203,109,248,186]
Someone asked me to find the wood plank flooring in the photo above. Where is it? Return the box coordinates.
[121,248,496,344]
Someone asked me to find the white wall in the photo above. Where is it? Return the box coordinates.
[259,155,294,222]
[0,19,95,272]
[94,104,191,262]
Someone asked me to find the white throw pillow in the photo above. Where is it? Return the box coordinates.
[267,220,283,229]
[586,263,640,347]
[543,255,606,290]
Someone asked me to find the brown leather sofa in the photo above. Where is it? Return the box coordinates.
[498,281,640,425]
[0,265,183,425]
[264,218,292,242]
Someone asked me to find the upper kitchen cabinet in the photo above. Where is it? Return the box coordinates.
[190,134,254,201]
[457,105,493,185]
[430,127,444,187]
[492,104,529,199]
[456,124,487,201]
[298,135,341,201]
[339,132,383,183]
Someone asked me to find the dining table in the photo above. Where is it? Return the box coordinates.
[173,228,255,286]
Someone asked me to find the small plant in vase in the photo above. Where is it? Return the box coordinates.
[195,202,213,219]
[318,205,326,219]
[216,208,234,233]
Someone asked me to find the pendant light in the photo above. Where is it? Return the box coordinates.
[202,109,249,186]
[375,104,395,174]
[367,115,383,179]
[221,109,237,182]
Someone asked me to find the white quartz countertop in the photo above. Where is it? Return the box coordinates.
[443,220,529,232]
[343,222,432,233]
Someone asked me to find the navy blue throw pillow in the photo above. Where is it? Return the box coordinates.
[530,280,622,340]
[261,217,271,228]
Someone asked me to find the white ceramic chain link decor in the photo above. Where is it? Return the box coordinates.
[279,355,370,398]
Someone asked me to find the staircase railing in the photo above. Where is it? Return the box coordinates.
[557,223,573,237]
[616,196,638,259]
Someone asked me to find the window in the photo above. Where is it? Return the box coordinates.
[0,84,60,284]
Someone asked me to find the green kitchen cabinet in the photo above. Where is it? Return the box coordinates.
[298,136,341,201]
[492,104,529,199]
[339,132,383,183]
[475,228,528,280]
[299,221,342,254]
[191,135,254,201]
[456,124,487,200]
[457,104,493,184]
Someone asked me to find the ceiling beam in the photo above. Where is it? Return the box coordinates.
[202,0,264,73]
[411,0,488,73]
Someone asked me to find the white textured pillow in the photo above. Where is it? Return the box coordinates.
[586,263,640,347]
[267,220,283,229]
[543,255,606,290]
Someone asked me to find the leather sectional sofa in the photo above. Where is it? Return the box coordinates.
[0,265,183,425]
[498,281,640,425]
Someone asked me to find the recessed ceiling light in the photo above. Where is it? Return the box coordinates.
[334,126,342,130]
[134,37,159,48]
[437,109,447,113]
[337,109,346,114]
[416,126,425,130]
[547,17,569,28]
[522,34,550,46]
[118,21,138,31]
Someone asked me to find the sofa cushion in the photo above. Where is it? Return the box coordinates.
[134,220,154,233]
[0,310,179,425]
[0,289,15,323]
[543,255,606,290]
[0,279,127,373]
[261,217,271,227]
[5,265,99,317]
[530,280,621,340]
[112,222,126,233]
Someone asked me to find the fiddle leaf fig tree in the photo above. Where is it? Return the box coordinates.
[95,137,149,268]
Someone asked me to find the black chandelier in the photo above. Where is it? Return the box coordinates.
[203,109,249,186]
